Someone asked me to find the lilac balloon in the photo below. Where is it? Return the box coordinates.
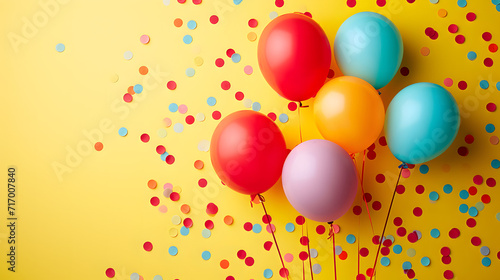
[282,139,358,222]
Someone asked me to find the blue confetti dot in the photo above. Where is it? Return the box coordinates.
[457,0,467,7]
[486,123,495,133]
[469,206,478,217]
[187,20,197,30]
[419,164,429,174]
[130,273,140,280]
[252,102,261,111]
[285,223,295,232]
[421,256,431,266]
[168,246,178,256]
[494,0,500,5]
[173,123,184,133]
[233,0,243,4]
[186,68,195,77]
[429,191,439,201]
[134,84,143,94]
[153,276,163,280]
[480,80,489,89]
[263,269,273,279]
[169,103,179,112]
[497,3,500,12]
[492,159,500,169]
[381,257,390,267]
[253,223,262,233]
[279,113,289,123]
[55,43,65,52]
[393,245,403,254]
[482,257,491,267]
[430,228,440,238]
[231,53,241,63]
[160,152,169,161]
[497,81,500,91]
[443,184,453,194]
[118,127,128,136]
[201,229,211,238]
[346,234,356,244]
[183,35,193,44]
[459,190,469,199]
[467,51,477,60]
[180,226,190,236]
[207,97,216,106]
[202,251,211,260]
[402,261,412,270]
[459,204,469,213]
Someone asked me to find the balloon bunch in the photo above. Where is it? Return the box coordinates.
[210,11,460,280]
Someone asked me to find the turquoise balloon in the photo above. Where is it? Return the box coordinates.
[385,83,460,164]
[334,12,403,89]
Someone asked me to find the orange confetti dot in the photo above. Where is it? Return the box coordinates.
[139,66,149,75]
[194,160,204,170]
[174,18,183,27]
[438,9,447,18]
[220,259,230,269]
[181,204,191,214]
[339,251,348,260]
[247,32,257,42]
[420,47,430,56]
[224,215,234,225]
[148,179,157,189]
[127,86,135,95]
[94,142,103,151]
[490,136,499,145]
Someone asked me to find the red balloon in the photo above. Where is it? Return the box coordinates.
[258,13,331,102]
[210,110,287,195]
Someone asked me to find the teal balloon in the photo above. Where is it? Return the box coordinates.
[385,83,460,164]
[334,12,403,89]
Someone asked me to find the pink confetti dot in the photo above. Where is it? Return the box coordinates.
[143,241,153,251]
[347,0,356,7]
[455,34,465,44]
[482,32,492,41]
[215,58,224,67]
[448,24,458,33]
[178,104,188,114]
[248,19,258,28]
[401,169,411,178]
[266,224,276,233]
[140,34,150,44]
[209,15,219,24]
[473,175,483,185]
[244,65,253,75]
[443,78,454,87]
[466,12,476,21]
[140,133,150,143]
[167,81,177,90]
[106,268,115,278]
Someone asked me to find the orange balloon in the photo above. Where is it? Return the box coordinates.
[313,76,385,154]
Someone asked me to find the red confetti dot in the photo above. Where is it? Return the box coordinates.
[466,12,476,21]
[262,214,272,224]
[394,217,403,226]
[226,49,235,58]
[381,247,390,256]
[482,32,492,41]
[481,194,491,203]
[465,134,474,144]
[383,239,393,247]
[244,222,253,231]
[448,24,458,33]
[316,225,326,234]
[206,203,218,215]
[458,80,467,90]
[367,150,376,160]
[360,247,369,257]
[215,58,224,67]
[442,255,452,264]
[245,257,254,266]
[375,174,385,183]
[455,34,465,44]
[264,241,273,251]
[473,175,484,185]
[170,192,180,201]
[221,81,231,90]
[143,241,153,251]
[209,15,219,24]
[357,274,366,280]
[248,19,258,28]
[296,216,305,225]
[267,112,277,121]
[234,91,244,101]
[353,205,362,215]
[279,268,289,278]
[415,185,425,194]
[185,115,195,125]
[397,227,407,237]
[372,201,382,211]
[449,228,460,239]
[367,143,375,151]
[376,0,386,7]
[106,268,115,278]
[379,136,387,146]
[486,177,496,187]
[339,251,348,260]
[400,67,409,76]
[156,145,166,154]
[425,27,435,36]
[407,232,418,243]
[140,133,150,143]
[347,0,356,7]
[300,236,309,246]
[471,236,482,246]
[468,186,477,195]
[457,146,469,156]
[396,184,406,194]
[299,251,309,261]
[327,69,335,78]
[275,0,284,7]
[166,155,175,164]
[484,57,494,67]
[288,102,298,111]
[198,178,207,188]
[466,218,476,228]
[212,111,222,120]
[441,246,451,256]
[364,193,372,202]
[150,196,160,206]
[372,235,381,245]
[192,0,201,4]
[123,93,133,102]
[366,268,374,277]
[486,103,497,112]
[205,220,214,229]
[183,217,193,228]
[177,0,186,3]
[406,269,415,279]
[443,270,454,279]
[237,250,246,259]
[167,81,177,90]
[489,44,498,53]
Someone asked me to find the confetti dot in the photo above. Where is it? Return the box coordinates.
[492,159,500,169]
[438,8,447,17]
[469,207,478,217]
[168,246,178,256]
[212,111,222,120]
[486,124,495,133]
[407,248,416,257]
[455,34,465,44]
[124,51,133,60]
[481,246,490,256]
[444,78,454,87]
[224,215,234,225]
[483,32,492,41]
[459,204,469,213]
[253,224,262,233]
[487,103,497,112]
[381,257,390,266]
[186,68,195,77]
[180,226,189,236]
[429,191,439,201]
[245,257,255,266]
[279,114,289,123]
[482,257,491,267]
[252,102,261,111]
[471,236,482,246]
[231,53,241,63]
[431,228,440,238]
[402,261,412,270]
[484,58,494,67]
[420,47,430,56]
[207,97,217,106]
[285,223,295,232]
[449,228,460,238]
[55,43,65,52]
[489,43,498,53]
[444,270,454,279]
[173,123,184,133]
[459,190,469,199]
[198,140,210,152]
[466,12,476,21]
[457,0,467,7]
[467,51,477,60]
[105,268,115,278]
[346,234,356,244]
[264,269,273,278]
[143,242,153,251]
[443,184,453,194]
[244,65,253,75]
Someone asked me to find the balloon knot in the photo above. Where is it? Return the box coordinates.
[398,162,408,169]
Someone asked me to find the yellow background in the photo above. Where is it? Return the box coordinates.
[1,0,499,279]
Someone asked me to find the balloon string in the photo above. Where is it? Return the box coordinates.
[258,194,289,279]
[302,224,306,280]
[357,202,361,277]
[306,222,314,280]
[369,165,405,280]
[328,222,338,280]
[360,149,375,235]
[298,102,304,143]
